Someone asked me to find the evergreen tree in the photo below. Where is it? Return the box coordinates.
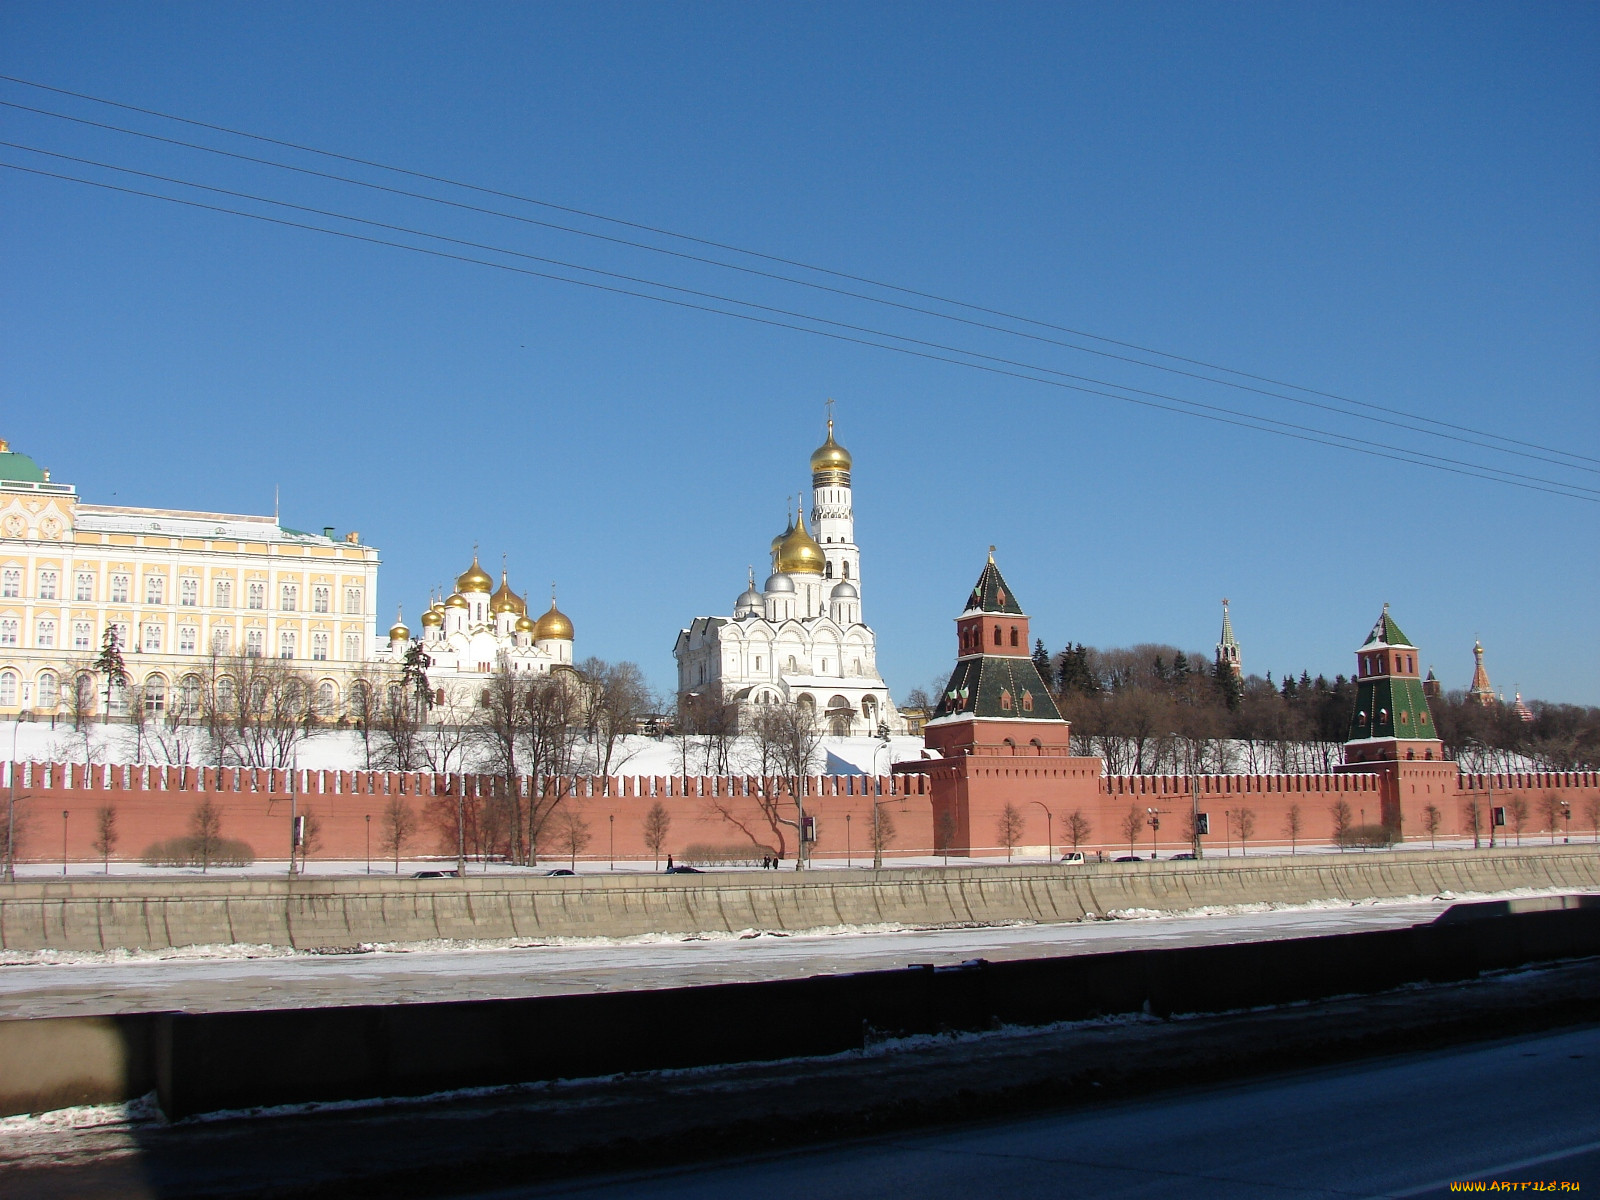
[1172,651,1190,683]
[94,624,128,724]
[1213,656,1243,711]
[401,640,434,714]
[1031,639,1051,679]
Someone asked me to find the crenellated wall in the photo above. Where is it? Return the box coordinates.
[2,759,1596,867]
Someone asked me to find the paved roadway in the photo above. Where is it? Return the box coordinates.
[499,1024,1600,1199]
[0,898,1461,1017]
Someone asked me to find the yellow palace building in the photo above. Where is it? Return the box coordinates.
[0,437,380,719]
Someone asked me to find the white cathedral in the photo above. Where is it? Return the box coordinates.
[675,419,906,736]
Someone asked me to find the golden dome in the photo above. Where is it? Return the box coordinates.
[777,505,826,575]
[444,592,469,610]
[809,417,852,479]
[420,606,444,627]
[490,571,526,616]
[535,597,574,641]
[515,613,537,634]
[455,553,493,594]
[388,608,411,641]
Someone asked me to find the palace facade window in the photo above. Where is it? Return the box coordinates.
[144,676,166,714]
[281,584,297,611]
[143,624,162,652]
[38,570,58,600]
[1,569,18,598]
[215,580,232,608]
[312,632,328,661]
[343,632,361,660]
[75,572,94,602]
[37,671,58,709]
[344,587,362,615]
[178,626,197,653]
[0,619,17,646]
[111,574,129,603]
[180,577,198,606]
[313,585,330,614]
[245,628,264,657]
[279,630,296,659]
[36,618,55,648]
[145,575,165,605]
[247,581,265,610]
[0,670,15,706]
[211,628,231,654]
[73,621,92,650]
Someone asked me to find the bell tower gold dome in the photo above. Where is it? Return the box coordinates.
[810,417,852,484]
[455,553,493,595]
[776,504,826,575]
[534,588,575,641]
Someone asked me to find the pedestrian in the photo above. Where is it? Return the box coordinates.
[666,854,674,872]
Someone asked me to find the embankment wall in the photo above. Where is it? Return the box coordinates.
[3,848,1598,953]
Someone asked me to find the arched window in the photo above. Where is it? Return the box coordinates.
[37,671,58,709]
[1,568,19,598]
[0,619,18,647]
[842,562,850,579]
[1010,626,1018,647]
[313,586,330,614]
[36,618,56,648]
[145,575,165,605]
[0,670,17,706]
[144,676,166,714]
[245,628,265,657]
[180,675,202,715]
[214,580,232,608]
[825,561,833,579]
[993,625,1002,646]
[317,681,337,716]
[312,632,329,661]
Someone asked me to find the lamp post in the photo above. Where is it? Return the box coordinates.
[61,809,69,877]
[609,813,615,870]
[1561,800,1571,845]
[1147,808,1162,860]
[845,812,852,867]
[364,813,371,875]
[1030,801,1052,861]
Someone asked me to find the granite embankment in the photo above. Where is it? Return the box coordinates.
[3,847,1597,952]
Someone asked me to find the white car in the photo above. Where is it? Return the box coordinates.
[1058,852,1087,865]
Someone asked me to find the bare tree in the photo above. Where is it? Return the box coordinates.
[419,687,476,776]
[522,673,583,865]
[381,794,417,873]
[1283,803,1303,855]
[553,808,592,870]
[996,803,1025,861]
[578,658,650,779]
[223,655,318,769]
[1583,797,1600,844]
[345,670,384,771]
[190,797,224,874]
[297,807,323,873]
[1065,809,1092,852]
[870,803,897,857]
[642,801,672,869]
[1421,803,1443,849]
[1537,793,1564,844]
[1506,796,1530,846]
[721,700,823,868]
[471,659,529,863]
[376,676,427,771]
[678,684,737,776]
[1232,806,1256,854]
[1330,799,1354,851]
[92,803,118,874]
[1119,806,1144,857]
[936,809,958,866]
[121,682,153,763]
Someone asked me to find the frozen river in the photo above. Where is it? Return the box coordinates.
[0,895,1480,1018]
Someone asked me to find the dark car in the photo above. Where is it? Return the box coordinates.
[665,865,703,874]
[545,868,576,876]
[411,869,459,879]
[1113,855,1142,863]
[1169,852,1196,861]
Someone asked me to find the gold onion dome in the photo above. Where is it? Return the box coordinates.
[515,613,537,634]
[455,553,493,594]
[388,608,411,641]
[490,571,526,615]
[535,589,575,640]
[809,417,852,479]
[420,605,444,627]
[777,505,826,575]
[444,592,469,610]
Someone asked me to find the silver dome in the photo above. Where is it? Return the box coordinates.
[764,572,795,594]
[735,586,764,613]
[830,581,859,600]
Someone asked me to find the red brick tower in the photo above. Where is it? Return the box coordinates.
[913,552,1098,856]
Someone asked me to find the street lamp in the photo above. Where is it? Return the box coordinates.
[5,720,20,882]
[1029,801,1052,861]
[364,813,371,875]
[61,809,69,877]
[1147,808,1162,860]
[609,813,615,870]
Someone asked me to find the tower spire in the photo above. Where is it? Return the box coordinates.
[1216,599,1241,678]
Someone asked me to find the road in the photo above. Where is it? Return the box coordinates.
[0,896,1463,1017]
[502,1024,1600,1199]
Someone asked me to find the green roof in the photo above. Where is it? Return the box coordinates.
[932,654,1063,722]
[1347,674,1437,743]
[0,448,46,484]
[964,557,1025,615]
[1361,604,1414,649]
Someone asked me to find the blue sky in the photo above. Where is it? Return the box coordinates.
[2,2,1596,704]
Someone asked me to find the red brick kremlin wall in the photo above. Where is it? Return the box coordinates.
[5,760,1596,866]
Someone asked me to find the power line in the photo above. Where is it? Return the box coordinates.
[8,141,1597,499]
[2,73,1593,473]
[4,156,1594,505]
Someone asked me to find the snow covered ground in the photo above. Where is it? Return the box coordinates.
[0,719,927,776]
